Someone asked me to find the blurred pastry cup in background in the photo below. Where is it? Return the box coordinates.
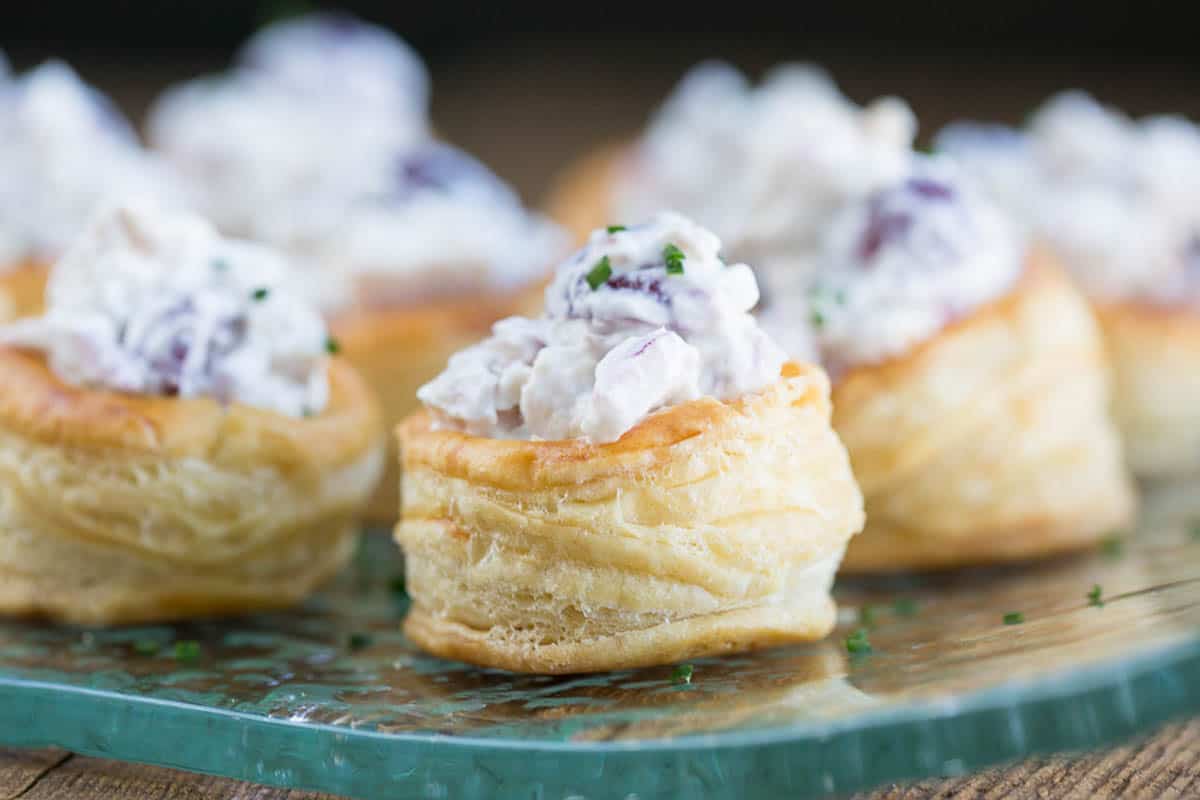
[330,272,549,520]
[396,213,863,673]
[937,93,1200,480]
[1094,302,1200,479]
[0,202,383,624]
[318,144,567,520]
[545,61,916,298]
[786,159,1135,572]
[0,261,49,322]
[1,59,174,322]
[147,18,566,519]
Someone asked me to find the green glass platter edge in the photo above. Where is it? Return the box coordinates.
[3,634,1199,799]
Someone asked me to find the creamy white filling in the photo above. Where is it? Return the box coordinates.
[937,92,1200,306]
[237,11,429,123]
[0,61,173,267]
[149,18,561,313]
[613,62,916,302]
[147,75,419,256]
[0,202,331,417]
[313,144,567,312]
[418,212,787,443]
[147,12,428,252]
[799,158,1024,372]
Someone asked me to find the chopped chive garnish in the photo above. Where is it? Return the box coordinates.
[810,309,825,329]
[1100,535,1124,559]
[301,407,314,418]
[325,336,341,355]
[585,256,612,290]
[173,640,202,662]
[132,640,160,656]
[1087,584,1105,608]
[388,575,407,595]
[834,289,847,305]
[606,225,626,234]
[1003,612,1024,626]
[348,633,373,652]
[251,287,270,301]
[845,627,872,655]
[670,664,694,685]
[662,243,685,275]
[893,597,919,617]
[211,258,229,272]
[1189,522,1200,541]
[857,605,877,628]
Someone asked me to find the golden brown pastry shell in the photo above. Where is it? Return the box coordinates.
[330,281,546,521]
[395,362,865,674]
[544,142,629,244]
[0,350,385,624]
[836,252,1136,573]
[1092,300,1200,480]
[0,260,49,323]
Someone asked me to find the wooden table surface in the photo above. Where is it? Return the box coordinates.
[2,718,1199,798]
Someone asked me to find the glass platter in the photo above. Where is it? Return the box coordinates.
[2,482,1200,800]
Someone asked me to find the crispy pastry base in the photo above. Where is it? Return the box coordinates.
[395,362,865,674]
[1094,302,1200,480]
[330,282,546,522]
[837,253,1136,573]
[0,260,49,323]
[0,351,385,624]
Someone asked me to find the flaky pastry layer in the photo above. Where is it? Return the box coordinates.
[331,281,545,521]
[837,252,1136,572]
[395,362,865,674]
[543,142,628,244]
[0,350,384,623]
[1095,302,1200,480]
[0,260,49,323]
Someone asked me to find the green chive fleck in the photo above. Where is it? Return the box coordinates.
[1003,612,1025,626]
[810,309,825,329]
[845,627,872,655]
[663,243,685,275]
[348,633,373,652]
[670,664,694,685]
[1100,535,1124,559]
[251,287,270,301]
[388,575,407,596]
[325,337,341,355]
[834,289,847,305]
[1189,522,1200,541]
[858,604,877,628]
[173,640,202,662]
[301,407,314,419]
[132,640,160,656]
[606,225,627,234]
[211,258,229,272]
[893,597,919,617]
[585,256,612,290]
[1088,584,1105,608]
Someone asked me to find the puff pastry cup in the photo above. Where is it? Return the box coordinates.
[0,260,49,323]
[331,282,545,521]
[395,361,865,674]
[544,143,627,244]
[0,350,384,624]
[1093,303,1200,480]
[837,252,1136,573]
